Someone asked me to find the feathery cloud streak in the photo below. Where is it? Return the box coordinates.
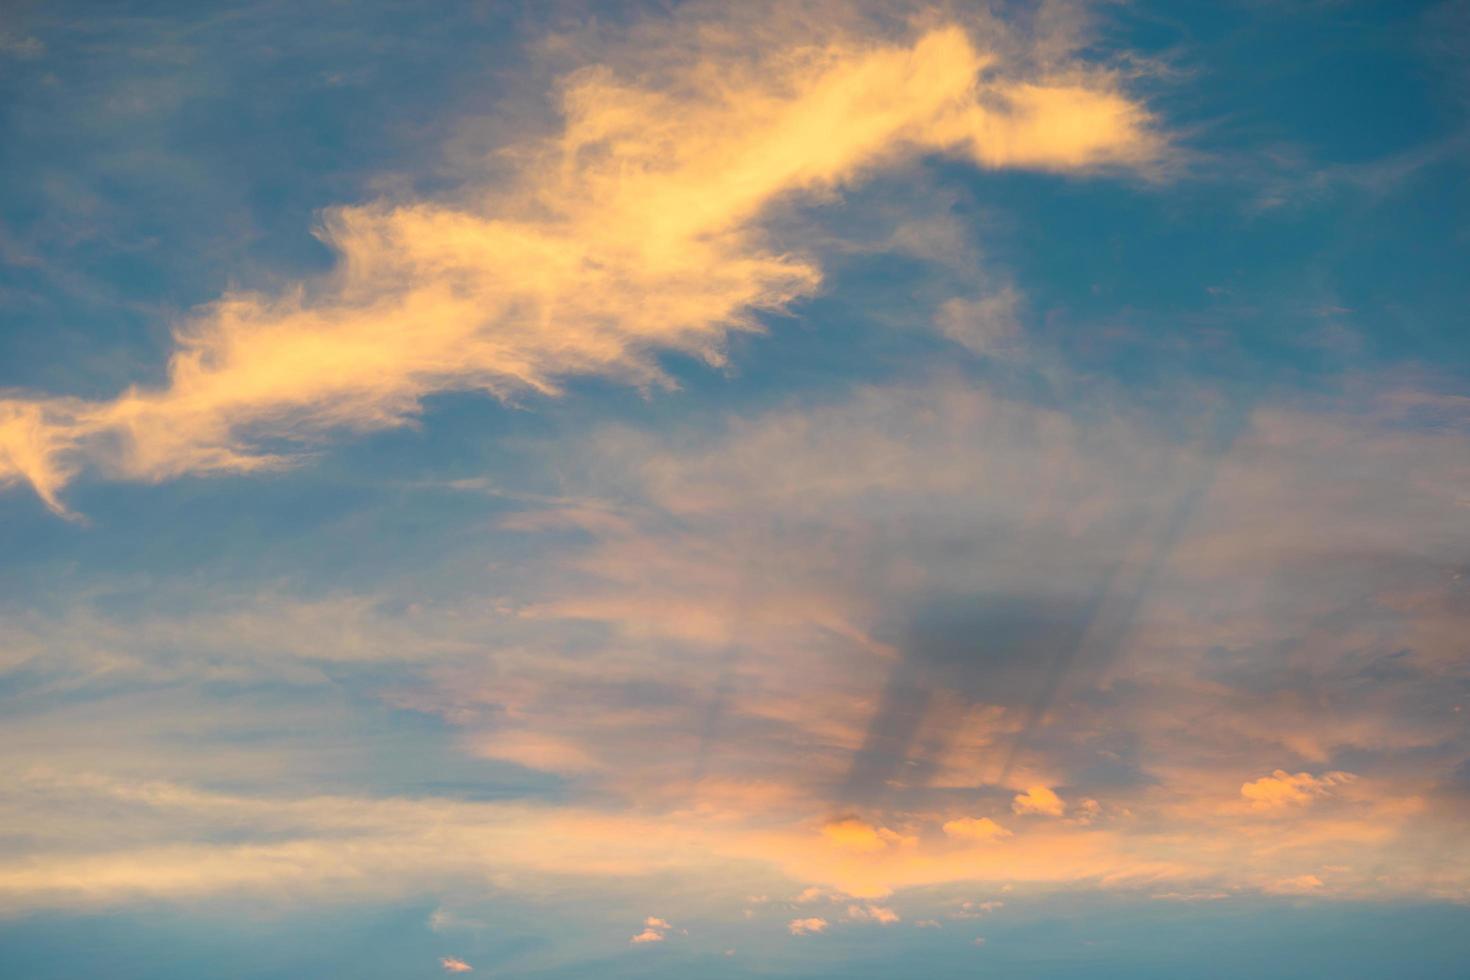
[0,24,1157,514]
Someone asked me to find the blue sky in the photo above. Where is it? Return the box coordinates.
[1,1,1469,977]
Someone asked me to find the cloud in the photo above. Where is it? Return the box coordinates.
[821,817,888,851]
[933,289,1023,356]
[630,915,673,943]
[788,916,828,935]
[1241,771,1356,810]
[847,903,900,923]
[0,32,44,59]
[7,375,1470,908]
[0,18,1160,515]
[942,817,1012,842]
[0,764,1462,914]
[951,900,1003,919]
[1265,874,1324,895]
[470,731,602,775]
[821,817,914,851]
[440,956,473,973]
[1011,786,1065,817]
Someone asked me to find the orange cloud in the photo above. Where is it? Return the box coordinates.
[1241,771,1356,810]
[440,956,473,973]
[942,817,1012,842]
[821,817,915,852]
[788,916,829,935]
[1011,786,1065,817]
[847,903,900,924]
[0,22,1159,515]
[630,915,673,943]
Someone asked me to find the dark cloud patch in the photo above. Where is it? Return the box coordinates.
[838,593,1102,805]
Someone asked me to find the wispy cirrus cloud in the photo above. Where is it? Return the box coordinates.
[0,12,1161,515]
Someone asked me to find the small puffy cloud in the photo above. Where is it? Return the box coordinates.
[972,937,988,946]
[1012,786,1065,817]
[1241,771,1356,810]
[847,904,900,924]
[942,816,1012,842]
[630,916,673,943]
[440,957,473,974]
[788,917,829,936]
[915,919,942,929]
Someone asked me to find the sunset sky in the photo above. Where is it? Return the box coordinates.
[2,1,1469,976]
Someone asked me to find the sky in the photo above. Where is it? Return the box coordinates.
[1,0,1469,976]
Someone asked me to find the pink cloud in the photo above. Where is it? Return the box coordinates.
[788,917,829,936]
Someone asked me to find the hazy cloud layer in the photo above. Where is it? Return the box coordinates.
[5,375,1467,906]
[2,2,1468,975]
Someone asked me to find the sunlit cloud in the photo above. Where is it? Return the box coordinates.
[1241,770,1357,810]
[2,2,1468,973]
[4,374,1468,912]
[821,817,914,853]
[631,916,677,943]
[847,903,900,924]
[0,16,1160,516]
[942,817,1012,842]
[1011,786,1065,817]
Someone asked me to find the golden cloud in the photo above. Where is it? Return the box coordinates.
[942,816,1013,842]
[1241,770,1356,810]
[1011,785,1066,817]
[0,23,1159,515]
